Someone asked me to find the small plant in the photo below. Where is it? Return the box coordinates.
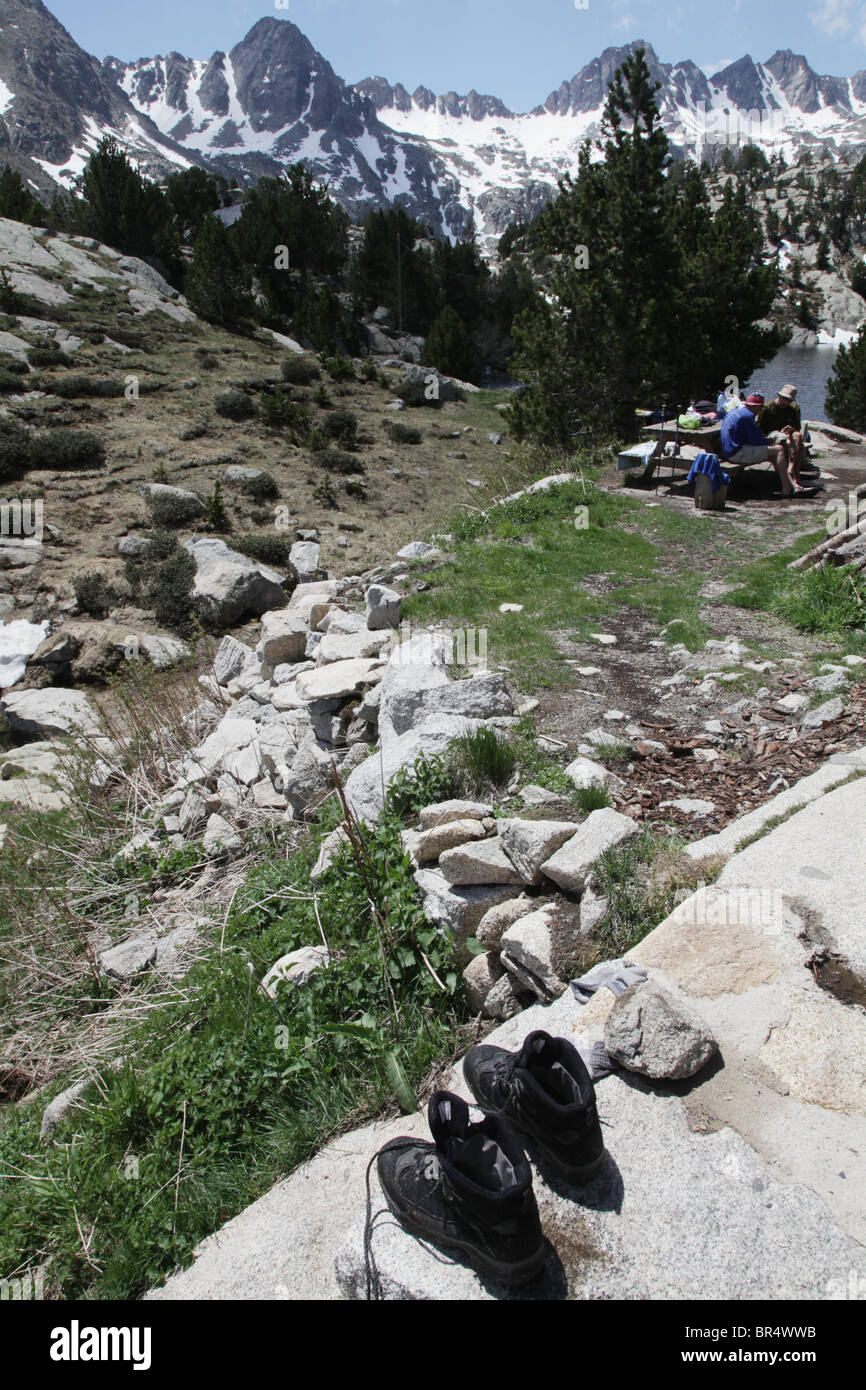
[323,408,358,450]
[313,476,338,509]
[446,727,517,796]
[385,753,457,821]
[73,571,121,618]
[360,358,378,382]
[776,563,865,634]
[388,421,422,444]
[203,481,230,532]
[313,384,333,408]
[0,267,20,313]
[179,422,208,441]
[281,354,321,385]
[321,352,355,382]
[258,389,310,439]
[573,784,612,814]
[319,449,363,475]
[151,545,197,635]
[233,533,295,569]
[214,389,255,421]
[344,478,367,499]
[394,377,442,409]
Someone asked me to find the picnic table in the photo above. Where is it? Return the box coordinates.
[638,419,764,485]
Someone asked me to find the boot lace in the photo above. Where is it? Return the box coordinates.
[363,1140,440,1302]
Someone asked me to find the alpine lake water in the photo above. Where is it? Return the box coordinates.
[748,342,842,422]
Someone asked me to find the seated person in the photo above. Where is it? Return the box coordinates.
[720,393,802,498]
[758,385,806,482]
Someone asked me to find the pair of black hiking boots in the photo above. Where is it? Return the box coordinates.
[376,1030,604,1288]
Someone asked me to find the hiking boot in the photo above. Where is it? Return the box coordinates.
[463,1030,605,1184]
[376,1090,547,1287]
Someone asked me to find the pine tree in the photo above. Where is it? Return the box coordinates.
[510,48,678,443]
[185,216,252,330]
[0,166,46,225]
[826,328,866,431]
[421,306,479,383]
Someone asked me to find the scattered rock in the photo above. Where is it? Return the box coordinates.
[365,584,402,631]
[802,697,845,729]
[500,905,567,1001]
[202,813,243,857]
[604,978,719,1080]
[497,818,580,886]
[414,818,487,865]
[0,687,100,737]
[261,946,329,997]
[482,972,525,1020]
[476,894,536,950]
[565,756,618,791]
[541,809,640,893]
[419,798,494,830]
[438,837,525,887]
[462,951,502,1011]
[185,538,293,629]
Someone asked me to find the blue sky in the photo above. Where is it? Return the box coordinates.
[47,0,866,111]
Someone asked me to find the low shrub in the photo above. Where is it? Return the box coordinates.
[258,390,309,440]
[318,449,364,475]
[26,346,65,369]
[394,377,442,409]
[233,533,295,569]
[321,352,355,382]
[74,571,121,618]
[48,376,126,399]
[388,421,422,444]
[214,389,255,421]
[27,429,105,469]
[322,408,358,450]
[280,354,320,385]
[0,423,30,482]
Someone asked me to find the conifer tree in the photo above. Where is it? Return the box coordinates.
[421,306,479,383]
[826,329,866,432]
[185,215,252,330]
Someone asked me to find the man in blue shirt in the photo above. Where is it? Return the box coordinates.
[720,393,800,497]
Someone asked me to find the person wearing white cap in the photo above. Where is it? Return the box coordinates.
[759,385,805,484]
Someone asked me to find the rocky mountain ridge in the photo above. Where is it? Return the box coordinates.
[6,4,866,251]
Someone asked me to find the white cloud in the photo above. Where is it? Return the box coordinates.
[812,0,857,39]
[614,13,637,31]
